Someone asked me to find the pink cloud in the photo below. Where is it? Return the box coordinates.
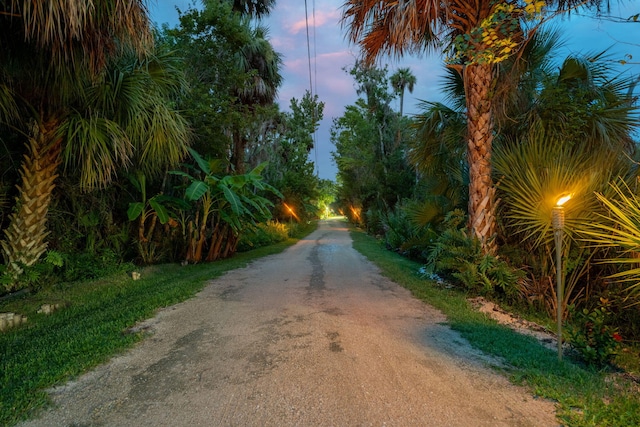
[288,9,342,35]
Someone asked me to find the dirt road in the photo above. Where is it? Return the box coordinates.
[21,219,558,426]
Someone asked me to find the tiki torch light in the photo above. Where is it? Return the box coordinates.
[552,194,571,361]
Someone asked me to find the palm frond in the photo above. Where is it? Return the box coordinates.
[7,0,152,75]
[341,0,443,63]
[582,182,640,304]
[409,101,465,172]
[132,104,189,175]
[494,128,619,248]
[235,24,282,105]
[60,113,132,190]
[0,82,18,123]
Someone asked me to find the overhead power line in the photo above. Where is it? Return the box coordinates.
[304,0,319,176]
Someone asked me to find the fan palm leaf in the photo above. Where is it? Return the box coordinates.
[583,182,640,304]
[494,128,628,249]
[59,113,133,187]
[231,0,275,18]
[530,51,639,154]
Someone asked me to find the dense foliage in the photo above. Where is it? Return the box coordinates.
[331,62,416,232]
[332,23,640,359]
[0,1,332,293]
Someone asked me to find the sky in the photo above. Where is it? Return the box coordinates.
[149,1,640,181]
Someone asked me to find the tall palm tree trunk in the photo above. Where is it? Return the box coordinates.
[1,120,62,280]
[464,63,497,255]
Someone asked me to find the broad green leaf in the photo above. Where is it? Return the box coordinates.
[220,184,242,215]
[188,147,211,175]
[185,181,209,201]
[127,202,144,221]
[249,162,268,176]
[220,210,242,232]
[168,170,196,181]
[155,194,192,210]
[240,195,263,213]
[261,182,284,199]
[205,175,220,187]
[128,173,142,194]
[149,197,170,224]
[222,174,247,188]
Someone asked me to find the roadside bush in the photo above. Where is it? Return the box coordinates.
[0,249,133,295]
[364,208,383,235]
[382,207,413,251]
[567,299,623,368]
[237,221,289,252]
[61,250,133,283]
[382,205,434,262]
[424,210,524,301]
[0,251,65,293]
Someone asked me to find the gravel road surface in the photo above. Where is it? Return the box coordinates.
[20,218,558,426]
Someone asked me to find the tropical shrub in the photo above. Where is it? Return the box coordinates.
[126,172,190,264]
[381,206,412,250]
[237,221,289,252]
[364,208,384,235]
[59,250,134,283]
[424,210,524,301]
[171,148,283,263]
[493,129,632,318]
[567,299,623,368]
[381,201,436,262]
[0,250,63,293]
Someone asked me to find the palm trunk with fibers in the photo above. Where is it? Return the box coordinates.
[464,63,497,255]
[1,121,62,284]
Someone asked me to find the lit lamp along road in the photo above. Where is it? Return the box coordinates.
[283,202,299,222]
[552,194,572,361]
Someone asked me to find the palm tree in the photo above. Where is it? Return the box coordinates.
[342,0,619,254]
[390,67,416,118]
[390,67,417,148]
[231,0,276,17]
[232,24,282,174]
[528,52,638,155]
[0,1,189,279]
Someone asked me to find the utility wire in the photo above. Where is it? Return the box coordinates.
[304,0,313,95]
[304,0,320,177]
[312,0,319,176]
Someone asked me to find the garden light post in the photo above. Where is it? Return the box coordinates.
[552,194,571,361]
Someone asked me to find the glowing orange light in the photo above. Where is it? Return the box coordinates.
[556,194,572,207]
[350,206,361,220]
[283,202,299,221]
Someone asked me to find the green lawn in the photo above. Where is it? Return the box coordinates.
[0,222,316,427]
[350,227,640,427]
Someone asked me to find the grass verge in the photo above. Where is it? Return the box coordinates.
[0,221,317,427]
[351,228,640,427]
